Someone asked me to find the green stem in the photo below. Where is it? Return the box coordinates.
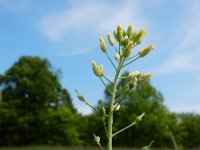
[112,120,137,137]
[123,55,140,67]
[99,77,112,94]
[107,58,124,150]
[105,52,117,70]
[102,118,108,138]
[103,75,113,84]
[125,54,139,61]
[112,46,119,53]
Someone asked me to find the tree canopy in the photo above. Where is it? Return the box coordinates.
[0,56,78,146]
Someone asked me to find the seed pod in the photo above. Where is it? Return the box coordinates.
[138,45,154,57]
[107,33,115,46]
[100,36,107,52]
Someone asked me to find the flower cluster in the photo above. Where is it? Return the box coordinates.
[76,24,155,150]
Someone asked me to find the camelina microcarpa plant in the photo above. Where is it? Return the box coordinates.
[75,24,154,150]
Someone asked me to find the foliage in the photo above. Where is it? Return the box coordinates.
[177,113,200,148]
[0,56,79,146]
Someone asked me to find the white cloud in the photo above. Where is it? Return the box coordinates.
[153,2,200,76]
[38,0,150,55]
[39,1,148,41]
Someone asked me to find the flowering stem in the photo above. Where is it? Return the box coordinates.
[103,75,113,84]
[107,57,124,150]
[99,77,112,94]
[125,54,139,61]
[112,46,119,53]
[123,55,140,67]
[75,89,98,112]
[112,120,137,137]
[105,52,117,70]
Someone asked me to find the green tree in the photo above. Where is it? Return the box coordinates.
[178,113,200,148]
[0,56,79,146]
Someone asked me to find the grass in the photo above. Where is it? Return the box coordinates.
[0,146,139,150]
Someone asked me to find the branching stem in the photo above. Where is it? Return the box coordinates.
[123,55,140,67]
[105,52,117,70]
[99,77,112,94]
[112,120,137,137]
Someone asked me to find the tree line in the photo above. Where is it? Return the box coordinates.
[0,56,199,148]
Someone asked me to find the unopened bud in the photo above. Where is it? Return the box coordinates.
[122,39,129,47]
[117,24,123,42]
[138,45,154,57]
[100,36,107,52]
[127,25,133,38]
[134,29,146,44]
[117,24,122,33]
[123,41,134,58]
[115,52,120,61]
[114,103,120,111]
[137,73,152,83]
[123,30,127,37]
[92,60,103,77]
[93,134,100,145]
[136,112,145,122]
[75,89,85,102]
[129,71,140,79]
[129,78,137,90]
[107,33,115,46]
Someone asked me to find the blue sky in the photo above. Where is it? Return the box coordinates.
[0,0,200,114]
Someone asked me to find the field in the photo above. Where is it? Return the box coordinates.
[0,146,138,150]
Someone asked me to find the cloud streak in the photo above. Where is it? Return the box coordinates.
[38,0,150,55]
[153,2,200,76]
[39,1,148,41]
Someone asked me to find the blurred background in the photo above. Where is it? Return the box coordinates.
[0,0,200,149]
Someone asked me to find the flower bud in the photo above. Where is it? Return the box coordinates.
[113,30,118,40]
[93,134,100,145]
[115,52,120,61]
[117,24,122,33]
[136,112,145,122]
[75,89,86,102]
[138,45,154,57]
[127,25,133,38]
[134,29,146,44]
[100,36,107,52]
[129,71,140,79]
[117,24,123,42]
[107,33,115,46]
[137,73,152,83]
[123,41,134,58]
[92,60,103,77]
[123,30,127,37]
[114,103,120,111]
[122,39,129,47]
